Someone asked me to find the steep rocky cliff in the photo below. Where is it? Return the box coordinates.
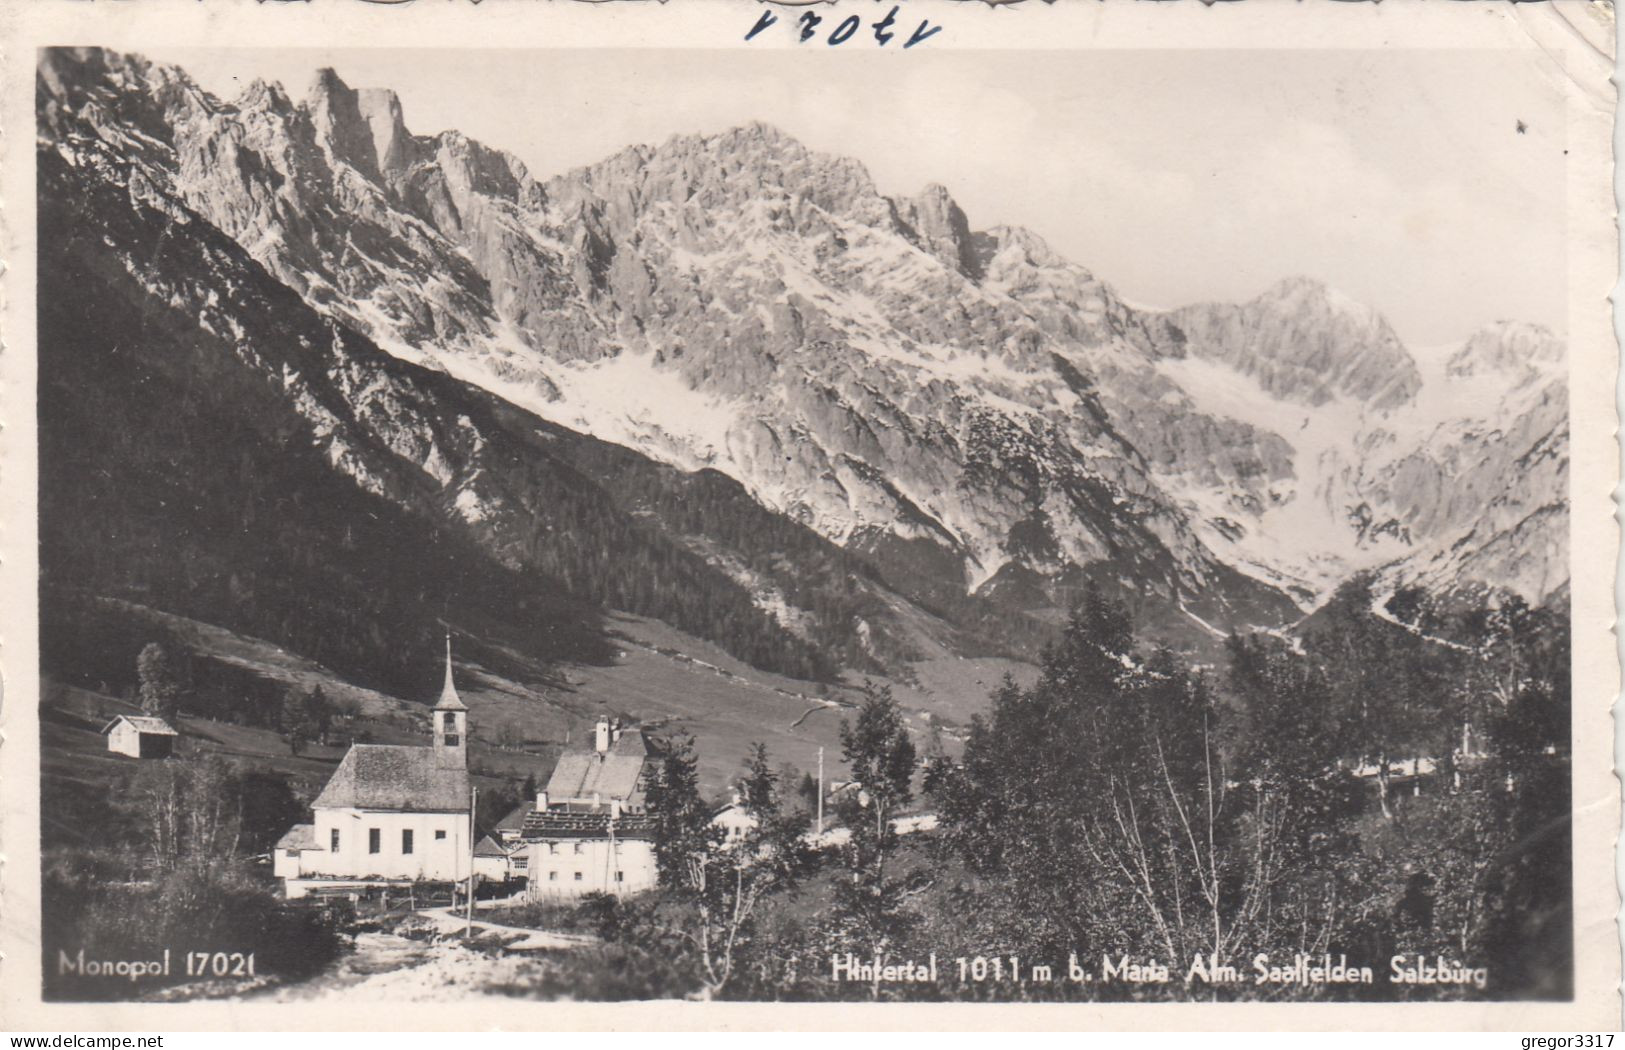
[36,47,1570,669]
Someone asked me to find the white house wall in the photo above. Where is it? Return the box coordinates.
[108,723,141,758]
[299,807,472,882]
[526,838,657,899]
[473,854,512,881]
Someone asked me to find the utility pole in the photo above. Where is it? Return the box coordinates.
[466,785,478,937]
[816,746,824,836]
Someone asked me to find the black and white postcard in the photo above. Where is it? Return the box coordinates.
[1,0,1617,1031]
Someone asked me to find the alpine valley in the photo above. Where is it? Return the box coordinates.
[35,48,1568,753]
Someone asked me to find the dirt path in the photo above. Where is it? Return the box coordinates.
[245,905,593,1001]
[413,906,595,951]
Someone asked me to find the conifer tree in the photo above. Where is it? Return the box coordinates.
[830,682,918,997]
[137,642,181,721]
[279,686,316,756]
[646,734,719,892]
[646,737,810,997]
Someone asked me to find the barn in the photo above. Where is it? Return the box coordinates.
[101,715,178,759]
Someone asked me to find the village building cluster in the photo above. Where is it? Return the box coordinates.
[121,638,1479,906]
[271,641,740,902]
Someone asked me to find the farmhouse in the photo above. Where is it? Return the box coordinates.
[473,835,519,882]
[519,717,661,899]
[711,795,758,847]
[275,640,473,899]
[475,800,537,884]
[101,715,178,759]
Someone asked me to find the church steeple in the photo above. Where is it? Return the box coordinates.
[432,631,468,766]
[435,632,468,713]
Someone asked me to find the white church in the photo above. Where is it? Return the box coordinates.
[275,639,473,900]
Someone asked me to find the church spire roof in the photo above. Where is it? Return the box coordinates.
[433,631,468,711]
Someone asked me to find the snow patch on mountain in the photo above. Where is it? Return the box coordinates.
[36,47,1570,635]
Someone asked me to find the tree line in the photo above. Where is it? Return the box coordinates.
[38,162,836,718]
[576,578,1568,1001]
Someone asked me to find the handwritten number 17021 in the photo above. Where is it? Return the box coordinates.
[745,6,944,49]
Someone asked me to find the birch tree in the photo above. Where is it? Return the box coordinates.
[646,737,810,998]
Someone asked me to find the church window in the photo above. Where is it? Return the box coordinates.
[434,830,446,840]
[549,871,558,882]
[615,871,624,883]
[402,829,414,854]
[574,872,583,882]
[368,828,381,854]
[330,829,340,852]
[443,712,457,730]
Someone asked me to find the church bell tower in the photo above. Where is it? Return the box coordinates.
[432,632,468,767]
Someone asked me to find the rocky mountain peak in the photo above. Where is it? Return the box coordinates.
[37,47,207,154]
[891,181,982,280]
[1169,276,1421,410]
[307,67,415,181]
[356,87,415,179]
[732,119,798,147]
[38,45,1570,635]
[1252,276,1392,336]
[1446,320,1564,378]
[235,77,294,114]
[1261,273,1353,305]
[550,119,892,234]
[306,66,349,104]
[655,121,816,172]
[980,225,1061,268]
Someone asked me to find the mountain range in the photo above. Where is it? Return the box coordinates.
[35,47,1569,696]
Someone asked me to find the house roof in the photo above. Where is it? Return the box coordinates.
[474,834,508,857]
[276,824,317,851]
[494,801,535,832]
[101,715,179,736]
[518,810,655,842]
[312,744,471,812]
[543,729,658,805]
[608,730,653,757]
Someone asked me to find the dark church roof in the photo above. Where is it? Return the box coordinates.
[312,745,471,812]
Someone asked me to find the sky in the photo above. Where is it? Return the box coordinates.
[141,46,1570,348]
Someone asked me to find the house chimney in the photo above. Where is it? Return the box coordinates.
[537,790,549,811]
[595,717,611,754]
[611,718,622,744]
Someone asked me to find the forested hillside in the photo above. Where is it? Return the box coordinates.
[38,142,842,696]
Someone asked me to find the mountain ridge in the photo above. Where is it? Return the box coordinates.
[37,48,1570,670]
